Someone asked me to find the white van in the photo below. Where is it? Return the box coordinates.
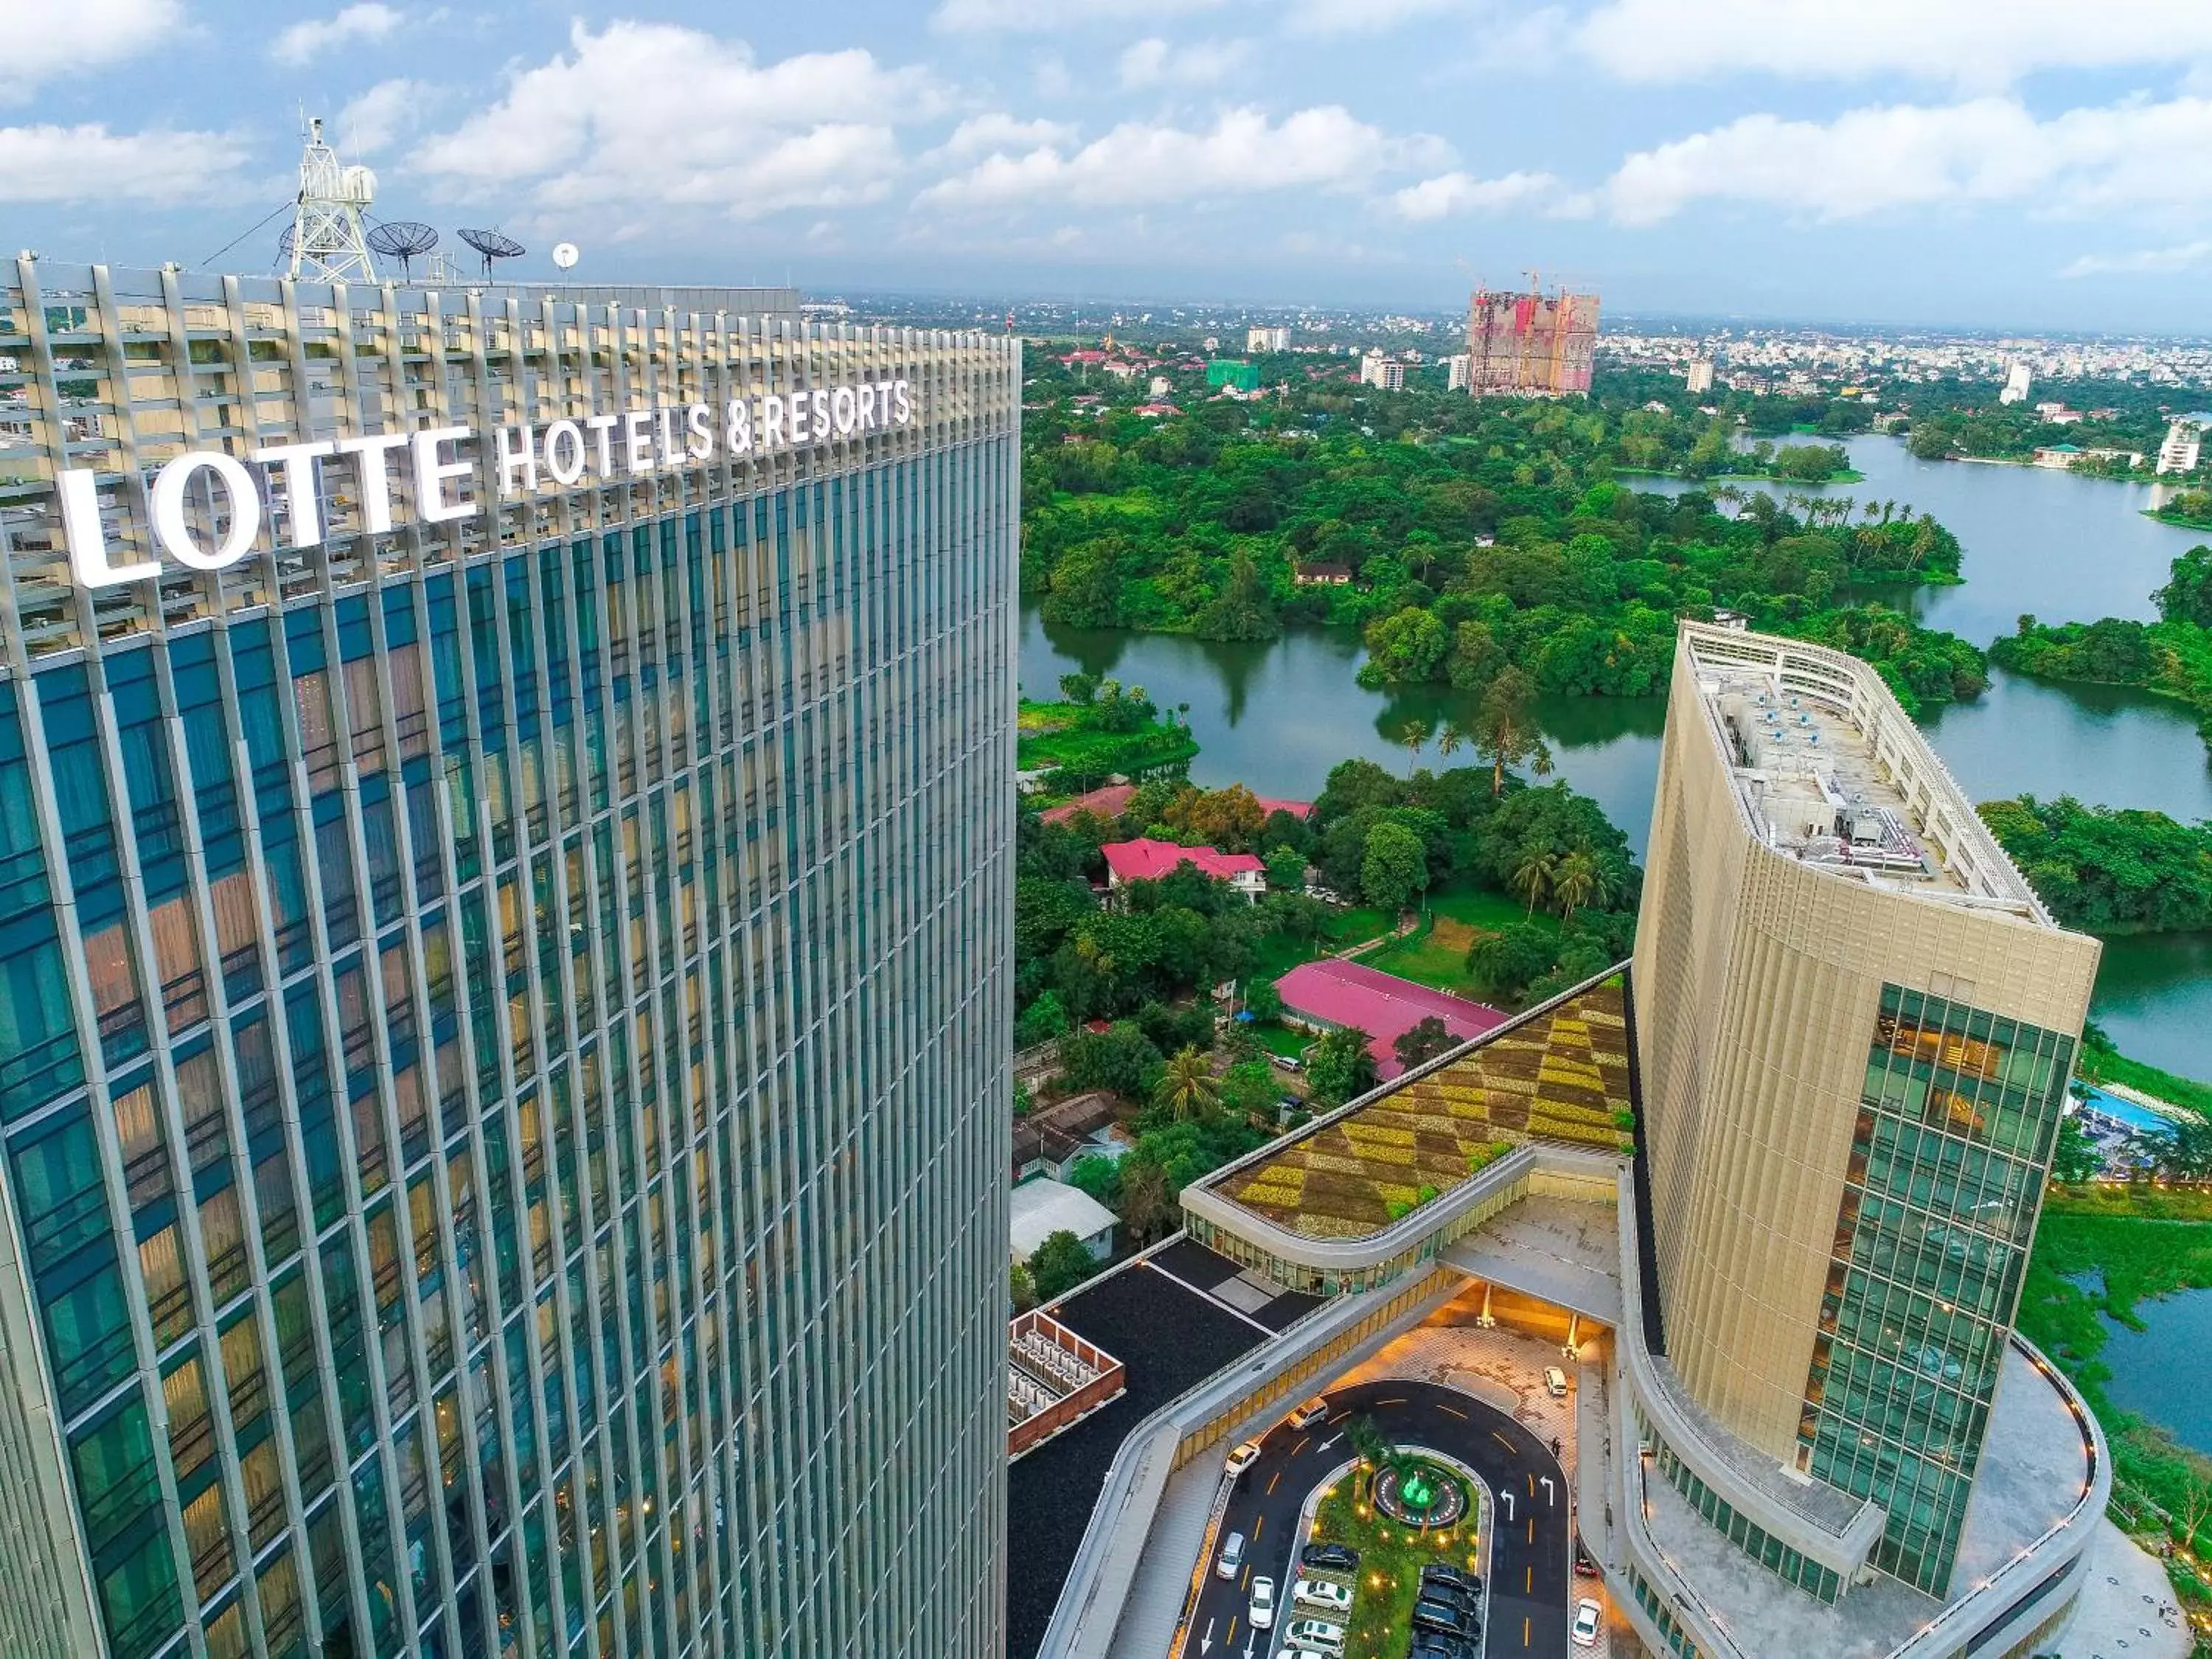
[1545,1365,1570,1398]
[1287,1397,1331,1430]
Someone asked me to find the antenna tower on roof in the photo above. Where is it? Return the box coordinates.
[288,116,379,283]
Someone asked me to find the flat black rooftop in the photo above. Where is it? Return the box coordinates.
[1005,1239,1318,1659]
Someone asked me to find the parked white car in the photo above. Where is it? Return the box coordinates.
[1249,1576,1277,1630]
[1285,1617,1346,1653]
[1293,1578,1355,1613]
[1572,1597,1603,1646]
[1287,1396,1331,1430]
[1224,1440,1262,1478]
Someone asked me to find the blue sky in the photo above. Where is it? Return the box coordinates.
[14,0,2212,329]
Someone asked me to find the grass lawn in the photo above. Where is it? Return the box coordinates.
[1363,886,1555,998]
[2016,1184,2212,1567]
[1250,905,1394,986]
[1307,1466,1484,1659]
[1248,1021,1313,1062]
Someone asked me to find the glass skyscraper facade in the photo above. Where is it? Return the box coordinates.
[1802,986,2075,1595]
[0,260,1018,1658]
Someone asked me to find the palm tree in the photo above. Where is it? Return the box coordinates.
[1512,843,1557,917]
[1119,1160,1172,1242]
[1344,1413,1392,1502]
[1395,716,1433,770]
[1153,1046,1220,1123]
[1435,719,1464,759]
[1551,847,1599,921]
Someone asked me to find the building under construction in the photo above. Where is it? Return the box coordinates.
[1464,282,1599,396]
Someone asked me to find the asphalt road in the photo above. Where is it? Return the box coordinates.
[1180,1379,1573,1659]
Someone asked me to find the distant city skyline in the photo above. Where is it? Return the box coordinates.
[16,1,2212,330]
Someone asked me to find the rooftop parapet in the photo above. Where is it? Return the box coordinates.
[1678,622,2053,923]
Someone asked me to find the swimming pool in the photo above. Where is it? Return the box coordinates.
[2075,1084,2177,1137]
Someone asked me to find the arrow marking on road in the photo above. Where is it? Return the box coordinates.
[1200,1618,1214,1655]
[1500,1489,1515,1522]
[1541,1475,1555,1507]
[1315,1434,1340,1452]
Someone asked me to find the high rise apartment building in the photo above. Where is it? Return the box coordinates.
[1634,622,2099,1597]
[1464,286,1599,397]
[0,260,1018,1659]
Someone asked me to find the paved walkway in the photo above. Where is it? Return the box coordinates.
[1338,1318,1586,1478]
[2055,1520,2192,1659]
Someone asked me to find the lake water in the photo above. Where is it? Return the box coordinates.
[1019,434,2212,1077]
[2099,1288,2212,1455]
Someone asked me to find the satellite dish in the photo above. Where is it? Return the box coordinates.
[278,223,296,258]
[367,220,437,279]
[552,241,579,271]
[458,226,525,280]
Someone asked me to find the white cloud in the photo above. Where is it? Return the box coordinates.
[1578,0,2212,88]
[932,0,1225,32]
[931,113,1077,164]
[0,124,248,203]
[272,3,403,68]
[3,0,181,100]
[1604,95,2212,226]
[1118,36,1249,88]
[1390,169,1584,220]
[918,106,1445,211]
[338,78,425,156]
[412,22,939,222]
[1287,0,1471,35]
[2061,240,2212,277]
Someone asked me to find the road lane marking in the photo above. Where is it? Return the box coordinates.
[1267,1470,1281,1496]
[1526,1565,1533,1593]
[1292,1436,1309,1458]
[1377,1396,1406,1406]
[1526,1472,1536,1496]
[1523,1615,1531,1647]
[1227,1616,1239,1646]
[1253,1514,1265,1540]
[1438,1404,1467,1419]
[1142,1259,1279,1336]
[1492,1431,1516,1453]
[1527,1517,1535,1545]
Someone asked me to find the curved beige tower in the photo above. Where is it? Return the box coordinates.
[1633,622,2098,1596]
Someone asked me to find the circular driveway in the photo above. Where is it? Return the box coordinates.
[1181,1378,1575,1659]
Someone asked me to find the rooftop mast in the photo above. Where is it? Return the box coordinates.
[288,116,378,283]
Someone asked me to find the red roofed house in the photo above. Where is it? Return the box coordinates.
[1040,782,1138,828]
[1274,957,1508,1079]
[1252,797,1313,821]
[1101,838,1266,902]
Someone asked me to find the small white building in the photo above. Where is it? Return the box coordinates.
[1246,326,1290,352]
[1010,1178,1118,1265]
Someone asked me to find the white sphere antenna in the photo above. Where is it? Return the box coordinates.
[552,242,580,271]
